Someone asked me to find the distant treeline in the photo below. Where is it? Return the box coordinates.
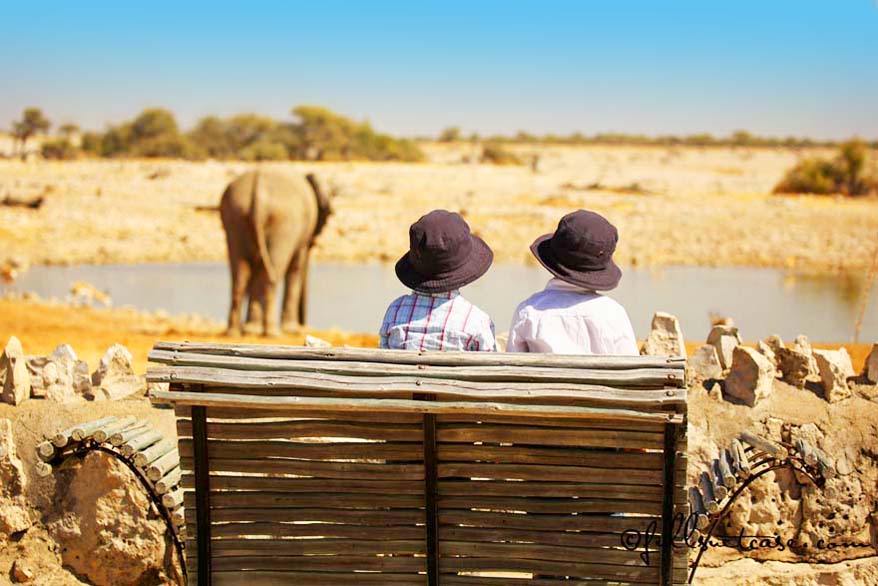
[7,106,878,164]
[8,105,424,162]
[434,126,877,149]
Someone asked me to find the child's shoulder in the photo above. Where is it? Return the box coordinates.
[454,294,493,324]
[382,293,414,318]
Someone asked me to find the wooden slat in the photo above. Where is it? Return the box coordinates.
[206,555,426,572]
[178,405,423,423]
[439,526,659,551]
[181,475,423,494]
[205,522,425,539]
[437,424,663,449]
[154,390,684,424]
[185,507,423,525]
[179,438,422,461]
[440,511,657,534]
[149,356,685,409]
[439,557,657,581]
[437,462,661,484]
[201,570,427,586]
[180,456,424,479]
[440,540,651,565]
[147,361,682,389]
[177,419,423,441]
[170,381,685,411]
[438,495,661,515]
[151,341,685,371]
[436,444,663,468]
[187,538,426,557]
[438,480,665,501]
[184,490,423,509]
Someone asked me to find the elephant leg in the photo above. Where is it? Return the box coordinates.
[262,278,281,338]
[226,256,250,337]
[281,248,309,332]
[248,267,280,338]
[243,277,264,335]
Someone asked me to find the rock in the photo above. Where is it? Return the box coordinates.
[775,346,812,389]
[813,348,855,403]
[687,344,723,381]
[863,343,878,384]
[793,334,820,378]
[0,419,31,542]
[1,336,31,405]
[724,346,775,406]
[640,311,686,358]
[48,451,176,586]
[11,559,34,583]
[0,419,27,494]
[304,335,331,348]
[89,344,143,401]
[706,325,741,370]
[763,334,785,354]
[27,344,90,402]
[755,340,777,369]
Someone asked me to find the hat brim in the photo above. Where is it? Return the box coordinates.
[530,234,622,291]
[395,235,494,293]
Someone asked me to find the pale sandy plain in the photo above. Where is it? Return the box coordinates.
[1,142,876,274]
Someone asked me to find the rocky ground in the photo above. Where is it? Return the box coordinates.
[1,144,876,274]
[0,299,877,585]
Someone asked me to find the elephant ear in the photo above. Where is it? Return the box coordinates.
[306,173,333,239]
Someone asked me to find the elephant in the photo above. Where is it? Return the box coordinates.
[219,169,332,337]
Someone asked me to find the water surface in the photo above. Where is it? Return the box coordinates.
[4,263,876,343]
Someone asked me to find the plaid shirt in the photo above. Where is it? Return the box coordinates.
[379,290,496,352]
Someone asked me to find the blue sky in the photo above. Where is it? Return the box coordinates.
[2,1,876,138]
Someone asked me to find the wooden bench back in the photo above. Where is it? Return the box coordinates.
[148,342,688,586]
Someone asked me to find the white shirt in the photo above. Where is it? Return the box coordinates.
[507,279,639,355]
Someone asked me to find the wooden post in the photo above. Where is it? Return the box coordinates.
[660,423,679,586]
[192,401,212,585]
[416,393,439,586]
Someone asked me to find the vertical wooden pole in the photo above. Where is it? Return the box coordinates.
[660,422,679,586]
[416,393,439,586]
[192,402,212,585]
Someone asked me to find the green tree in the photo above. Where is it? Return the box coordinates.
[439,126,461,142]
[292,105,357,160]
[12,107,51,154]
[41,138,79,160]
[188,116,233,158]
[59,123,80,138]
[130,108,179,141]
[837,139,867,195]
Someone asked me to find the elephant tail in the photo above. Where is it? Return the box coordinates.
[250,172,278,284]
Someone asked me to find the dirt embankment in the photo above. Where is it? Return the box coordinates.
[1,297,878,585]
[1,144,876,274]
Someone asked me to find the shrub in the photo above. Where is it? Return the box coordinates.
[774,139,877,196]
[41,138,79,160]
[239,140,289,161]
[481,143,523,165]
[438,126,461,142]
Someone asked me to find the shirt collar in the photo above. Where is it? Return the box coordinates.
[545,278,597,295]
[412,289,460,299]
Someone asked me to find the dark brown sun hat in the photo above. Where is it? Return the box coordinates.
[395,210,493,293]
[530,210,622,291]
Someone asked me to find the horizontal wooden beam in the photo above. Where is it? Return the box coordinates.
[152,341,685,370]
[150,390,684,424]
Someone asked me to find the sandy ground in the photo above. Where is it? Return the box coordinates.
[1,144,876,274]
[0,296,872,375]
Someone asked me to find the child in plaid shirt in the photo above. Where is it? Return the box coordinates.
[379,210,496,352]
